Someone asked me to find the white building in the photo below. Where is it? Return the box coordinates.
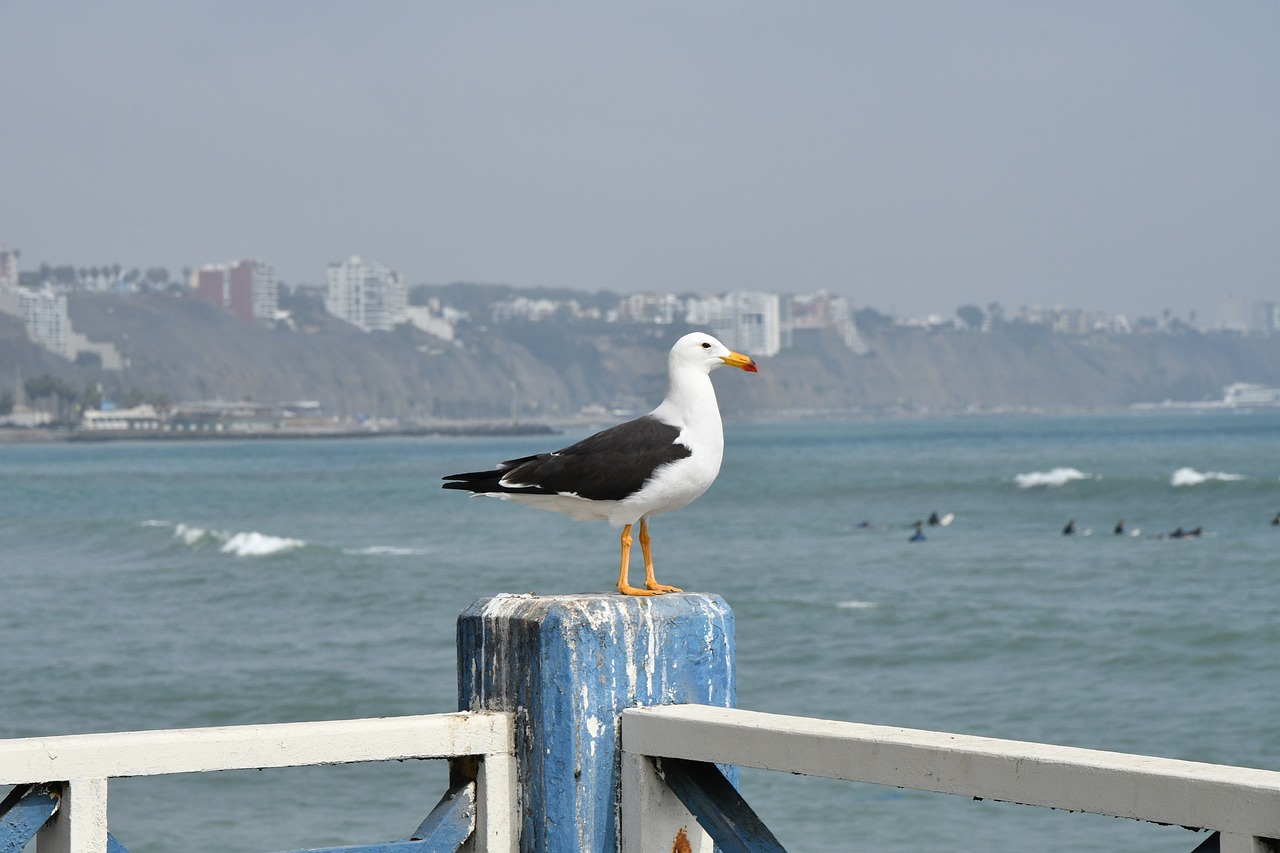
[0,246,18,289]
[325,256,407,332]
[21,287,70,358]
[788,291,867,353]
[618,293,682,325]
[685,292,782,357]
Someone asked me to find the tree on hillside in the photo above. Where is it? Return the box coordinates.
[854,306,895,333]
[987,301,1006,327]
[956,304,985,330]
[24,374,78,423]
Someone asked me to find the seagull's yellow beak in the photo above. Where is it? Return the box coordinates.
[721,351,758,373]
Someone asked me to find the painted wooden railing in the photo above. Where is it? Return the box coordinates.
[0,713,517,853]
[5,593,1280,852]
[620,704,1280,853]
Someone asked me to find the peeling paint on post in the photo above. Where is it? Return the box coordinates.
[457,592,735,853]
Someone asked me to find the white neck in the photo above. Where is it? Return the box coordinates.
[652,367,723,442]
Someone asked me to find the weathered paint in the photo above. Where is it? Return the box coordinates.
[407,779,474,847]
[0,783,59,852]
[457,592,735,853]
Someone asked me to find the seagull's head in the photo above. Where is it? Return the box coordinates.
[672,332,758,374]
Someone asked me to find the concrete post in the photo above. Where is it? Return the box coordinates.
[457,592,735,853]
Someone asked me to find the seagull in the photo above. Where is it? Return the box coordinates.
[442,332,758,595]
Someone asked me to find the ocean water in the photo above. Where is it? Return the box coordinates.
[2,411,1278,852]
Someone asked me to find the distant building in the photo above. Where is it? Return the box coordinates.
[0,246,18,289]
[788,291,866,353]
[20,287,70,358]
[81,404,163,431]
[1249,302,1277,336]
[1217,297,1248,333]
[192,260,277,322]
[685,292,782,357]
[325,256,407,332]
[618,293,682,325]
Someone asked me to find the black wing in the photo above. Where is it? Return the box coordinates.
[442,416,691,502]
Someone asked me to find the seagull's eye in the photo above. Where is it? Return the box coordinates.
[701,342,711,349]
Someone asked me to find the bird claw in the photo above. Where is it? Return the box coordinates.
[644,582,683,594]
[618,584,662,597]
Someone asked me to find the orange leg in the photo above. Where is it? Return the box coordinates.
[640,518,682,594]
[617,524,659,596]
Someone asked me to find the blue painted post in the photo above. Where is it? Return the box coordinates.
[457,592,735,853]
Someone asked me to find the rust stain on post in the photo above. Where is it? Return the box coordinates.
[672,826,692,853]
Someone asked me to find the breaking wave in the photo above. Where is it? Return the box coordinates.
[1015,467,1094,489]
[219,531,306,557]
[144,520,306,557]
[1170,467,1246,487]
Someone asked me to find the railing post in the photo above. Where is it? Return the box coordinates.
[36,778,108,853]
[458,592,735,853]
[1219,833,1280,853]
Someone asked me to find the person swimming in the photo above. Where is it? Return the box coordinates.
[1062,519,1077,535]
[1114,519,1125,535]
[909,520,927,542]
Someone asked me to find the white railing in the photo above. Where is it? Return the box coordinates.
[621,704,1280,853]
[0,712,517,853]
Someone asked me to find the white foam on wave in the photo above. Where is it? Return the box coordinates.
[148,519,305,556]
[837,599,878,610]
[220,531,306,557]
[173,522,210,546]
[1170,467,1246,487]
[344,545,428,557]
[1015,467,1093,489]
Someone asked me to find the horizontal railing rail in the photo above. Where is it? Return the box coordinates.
[622,704,1280,853]
[0,712,517,853]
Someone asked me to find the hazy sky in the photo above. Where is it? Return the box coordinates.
[3,2,1278,319]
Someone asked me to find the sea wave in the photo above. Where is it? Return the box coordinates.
[343,545,429,557]
[1014,467,1093,488]
[1170,467,1246,487]
[837,599,879,610]
[220,531,306,557]
[143,520,305,556]
[173,522,211,546]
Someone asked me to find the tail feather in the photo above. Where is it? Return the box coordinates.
[442,457,554,495]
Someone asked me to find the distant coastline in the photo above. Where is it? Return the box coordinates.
[0,421,558,444]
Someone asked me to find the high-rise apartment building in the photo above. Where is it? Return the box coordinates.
[685,291,782,357]
[192,260,277,322]
[325,256,407,332]
[21,287,70,358]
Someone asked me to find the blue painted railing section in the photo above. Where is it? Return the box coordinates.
[0,779,474,853]
[1,784,59,852]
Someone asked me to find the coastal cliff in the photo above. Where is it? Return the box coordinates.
[4,291,1280,420]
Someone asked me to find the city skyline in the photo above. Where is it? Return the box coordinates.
[3,3,1278,320]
